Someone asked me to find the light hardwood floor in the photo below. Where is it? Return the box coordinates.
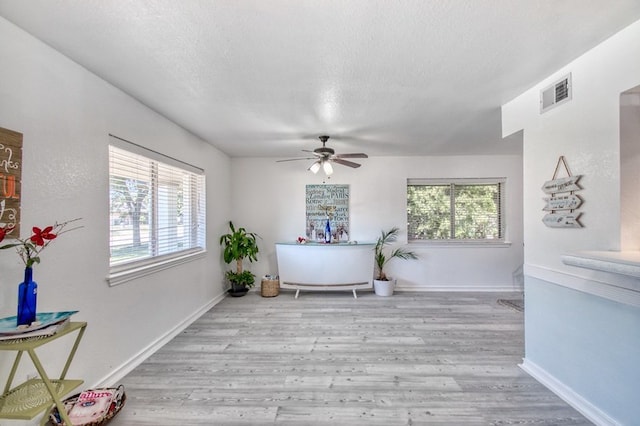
[108,291,592,425]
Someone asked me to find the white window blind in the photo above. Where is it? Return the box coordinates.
[407,178,504,242]
[109,138,205,272]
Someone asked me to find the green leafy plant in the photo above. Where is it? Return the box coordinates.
[219,221,260,288]
[225,270,256,289]
[374,227,418,281]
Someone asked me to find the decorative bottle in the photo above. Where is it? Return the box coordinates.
[17,267,38,326]
[324,218,331,243]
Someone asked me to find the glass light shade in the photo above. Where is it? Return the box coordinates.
[309,161,321,174]
[323,161,333,176]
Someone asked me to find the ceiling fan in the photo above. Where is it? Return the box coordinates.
[276,135,368,175]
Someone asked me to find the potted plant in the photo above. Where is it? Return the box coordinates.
[373,227,418,296]
[219,221,260,296]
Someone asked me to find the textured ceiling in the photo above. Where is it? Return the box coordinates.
[1,1,640,158]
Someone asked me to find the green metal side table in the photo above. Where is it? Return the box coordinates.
[0,321,87,425]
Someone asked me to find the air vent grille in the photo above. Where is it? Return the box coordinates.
[540,73,572,113]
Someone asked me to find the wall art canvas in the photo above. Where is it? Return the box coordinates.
[306,184,349,242]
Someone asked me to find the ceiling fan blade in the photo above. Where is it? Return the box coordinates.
[333,153,369,159]
[332,158,361,168]
[276,157,317,163]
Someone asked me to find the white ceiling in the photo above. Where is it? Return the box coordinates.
[1,1,640,158]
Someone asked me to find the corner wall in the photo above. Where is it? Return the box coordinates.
[502,19,640,425]
[0,16,231,392]
[620,89,640,250]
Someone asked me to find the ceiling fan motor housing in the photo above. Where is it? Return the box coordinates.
[315,135,334,156]
[314,146,335,156]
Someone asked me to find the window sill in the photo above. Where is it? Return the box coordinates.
[107,249,207,287]
[408,240,512,248]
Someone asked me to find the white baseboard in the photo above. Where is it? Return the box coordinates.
[520,358,620,426]
[396,284,523,292]
[93,292,227,388]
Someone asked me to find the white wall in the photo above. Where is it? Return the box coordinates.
[620,89,640,250]
[0,16,231,393]
[231,155,523,291]
[503,21,640,270]
[502,18,640,426]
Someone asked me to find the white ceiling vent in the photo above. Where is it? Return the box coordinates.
[540,73,572,113]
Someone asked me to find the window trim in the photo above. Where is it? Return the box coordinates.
[408,239,512,248]
[108,135,206,285]
[107,249,207,287]
[407,177,507,245]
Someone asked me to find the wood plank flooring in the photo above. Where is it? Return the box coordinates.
[108,291,592,425]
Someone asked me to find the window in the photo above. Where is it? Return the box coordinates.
[108,136,205,284]
[407,178,505,243]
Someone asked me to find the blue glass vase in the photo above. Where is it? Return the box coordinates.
[17,267,37,326]
[324,219,331,243]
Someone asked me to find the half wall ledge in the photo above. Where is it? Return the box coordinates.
[561,251,640,281]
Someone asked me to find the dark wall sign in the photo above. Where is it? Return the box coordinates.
[0,127,22,237]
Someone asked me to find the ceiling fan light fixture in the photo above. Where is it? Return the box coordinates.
[323,160,333,176]
[309,161,321,174]
[280,135,367,174]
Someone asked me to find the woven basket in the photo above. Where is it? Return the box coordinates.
[261,278,280,297]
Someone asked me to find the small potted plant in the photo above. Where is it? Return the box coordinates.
[219,221,260,297]
[373,227,418,296]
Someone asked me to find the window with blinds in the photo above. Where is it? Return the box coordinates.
[407,178,504,242]
[109,138,205,272]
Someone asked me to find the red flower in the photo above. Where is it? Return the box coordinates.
[30,226,57,246]
[0,226,14,244]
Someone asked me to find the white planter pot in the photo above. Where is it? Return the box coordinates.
[373,279,396,296]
